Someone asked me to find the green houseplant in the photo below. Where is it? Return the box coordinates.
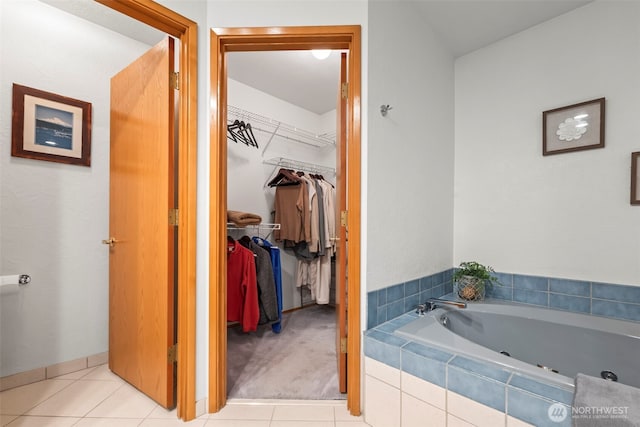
[453,261,500,301]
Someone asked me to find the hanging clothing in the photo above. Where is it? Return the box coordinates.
[273,183,310,244]
[271,169,337,307]
[239,236,278,324]
[300,175,320,254]
[227,237,259,332]
[318,179,336,256]
[253,236,283,333]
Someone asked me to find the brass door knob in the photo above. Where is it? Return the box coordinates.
[102,237,118,247]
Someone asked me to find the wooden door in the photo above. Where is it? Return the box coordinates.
[108,37,177,408]
[336,52,348,394]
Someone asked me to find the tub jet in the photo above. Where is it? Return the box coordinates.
[601,370,618,382]
[537,364,559,373]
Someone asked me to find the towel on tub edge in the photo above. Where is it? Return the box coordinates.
[572,373,640,427]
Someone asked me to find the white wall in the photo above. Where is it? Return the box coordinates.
[227,78,337,311]
[0,0,152,376]
[367,1,455,291]
[454,1,640,285]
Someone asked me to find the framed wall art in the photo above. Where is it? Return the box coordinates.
[632,152,640,205]
[11,83,92,166]
[543,97,605,156]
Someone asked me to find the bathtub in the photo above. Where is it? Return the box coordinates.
[394,301,640,389]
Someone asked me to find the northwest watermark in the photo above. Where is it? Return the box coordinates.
[548,403,630,423]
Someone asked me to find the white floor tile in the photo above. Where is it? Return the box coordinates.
[139,418,207,426]
[269,422,334,427]
[147,406,178,419]
[0,379,73,415]
[26,379,121,417]
[51,367,98,381]
[81,365,124,382]
[2,416,80,426]
[334,404,363,422]
[1,414,18,426]
[335,422,372,427]
[271,405,334,421]
[74,418,142,427]
[205,421,270,427]
[85,383,157,418]
[209,404,275,420]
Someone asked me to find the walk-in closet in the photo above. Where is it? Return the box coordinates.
[225,49,345,400]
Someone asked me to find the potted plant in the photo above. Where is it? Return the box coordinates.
[453,261,500,301]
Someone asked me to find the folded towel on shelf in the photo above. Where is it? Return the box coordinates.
[227,210,262,227]
[572,373,640,427]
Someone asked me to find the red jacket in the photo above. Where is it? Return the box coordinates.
[227,238,259,332]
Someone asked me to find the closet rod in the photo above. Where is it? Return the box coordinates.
[226,223,281,231]
[263,157,336,188]
[227,105,335,150]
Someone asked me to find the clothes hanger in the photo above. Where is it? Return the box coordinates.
[242,123,259,148]
[267,168,301,187]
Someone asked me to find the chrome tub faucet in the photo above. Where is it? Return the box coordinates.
[416,298,467,315]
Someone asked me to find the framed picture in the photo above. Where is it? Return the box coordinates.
[12,84,92,166]
[543,97,605,156]
[632,152,640,206]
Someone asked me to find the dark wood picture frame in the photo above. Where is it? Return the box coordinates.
[12,84,92,166]
[632,152,640,205]
[543,97,605,156]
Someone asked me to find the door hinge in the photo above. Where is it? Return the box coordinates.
[168,344,178,363]
[341,82,348,100]
[169,208,179,226]
[340,210,348,228]
[340,337,347,354]
[170,72,179,90]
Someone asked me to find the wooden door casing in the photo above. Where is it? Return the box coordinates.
[336,51,348,394]
[209,26,362,415]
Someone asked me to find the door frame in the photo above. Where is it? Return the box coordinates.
[95,0,198,421]
[209,25,362,415]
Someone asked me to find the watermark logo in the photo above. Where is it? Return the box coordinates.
[572,405,629,420]
[547,403,630,423]
[548,403,568,423]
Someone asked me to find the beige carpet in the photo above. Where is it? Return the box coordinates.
[227,304,345,400]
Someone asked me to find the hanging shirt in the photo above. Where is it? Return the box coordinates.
[253,236,283,334]
[227,238,259,332]
[239,236,279,324]
[300,175,320,253]
[318,179,336,256]
[273,183,310,244]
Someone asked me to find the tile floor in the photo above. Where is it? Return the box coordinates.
[0,364,370,426]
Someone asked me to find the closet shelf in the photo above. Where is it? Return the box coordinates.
[228,105,335,153]
[263,157,336,188]
[227,223,281,231]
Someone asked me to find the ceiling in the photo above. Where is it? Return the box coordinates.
[413,1,592,58]
[41,0,592,114]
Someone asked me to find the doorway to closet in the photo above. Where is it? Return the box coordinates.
[209,26,362,416]
[225,48,343,401]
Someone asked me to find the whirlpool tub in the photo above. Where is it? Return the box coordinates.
[394,301,640,389]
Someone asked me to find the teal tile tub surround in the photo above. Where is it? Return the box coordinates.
[485,273,640,323]
[365,298,640,426]
[367,269,452,329]
[369,271,640,327]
